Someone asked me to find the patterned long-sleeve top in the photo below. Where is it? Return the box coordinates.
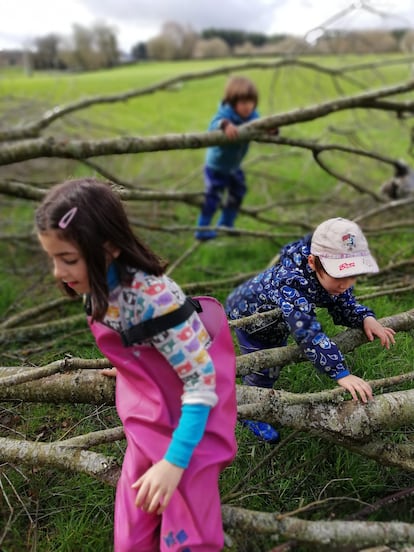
[98,263,217,468]
[103,263,217,407]
[226,234,375,380]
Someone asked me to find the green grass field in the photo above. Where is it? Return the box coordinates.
[1,55,414,551]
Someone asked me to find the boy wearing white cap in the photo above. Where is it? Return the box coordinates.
[226,218,396,443]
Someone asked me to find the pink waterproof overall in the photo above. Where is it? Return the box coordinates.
[89,296,237,552]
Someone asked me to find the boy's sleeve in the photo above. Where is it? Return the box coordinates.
[327,289,375,328]
[277,281,350,380]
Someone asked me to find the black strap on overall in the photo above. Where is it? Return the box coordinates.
[120,296,202,347]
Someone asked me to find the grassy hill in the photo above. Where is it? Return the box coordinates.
[1,55,413,551]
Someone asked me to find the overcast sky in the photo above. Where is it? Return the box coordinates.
[1,0,413,52]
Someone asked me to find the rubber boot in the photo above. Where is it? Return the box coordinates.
[217,207,238,228]
[241,368,280,444]
[195,213,217,241]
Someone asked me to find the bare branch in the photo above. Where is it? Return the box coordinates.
[0,368,114,404]
[234,308,414,376]
[222,505,414,548]
[0,436,119,486]
[0,296,78,329]
[0,358,111,387]
[0,314,86,345]
[237,387,414,441]
[3,57,412,142]
[1,80,414,167]
[59,426,124,447]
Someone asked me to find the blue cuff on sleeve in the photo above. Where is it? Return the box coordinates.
[164,403,211,469]
[334,370,350,380]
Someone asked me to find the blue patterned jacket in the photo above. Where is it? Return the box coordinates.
[226,234,375,380]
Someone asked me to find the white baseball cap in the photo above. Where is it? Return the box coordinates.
[310,218,379,278]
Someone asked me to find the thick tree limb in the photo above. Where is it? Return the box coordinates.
[237,388,414,441]
[0,180,48,199]
[0,368,114,404]
[221,505,414,549]
[1,306,413,402]
[0,135,405,211]
[235,308,414,376]
[1,80,414,167]
[0,436,120,486]
[2,57,412,142]
[332,437,414,472]
[0,358,111,387]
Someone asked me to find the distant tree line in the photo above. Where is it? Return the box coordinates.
[16,20,414,72]
[201,28,287,48]
[31,22,119,71]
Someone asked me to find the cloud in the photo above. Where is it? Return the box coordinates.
[269,0,414,36]
[82,0,277,33]
[1,0,413,52]
[79,0,414,49]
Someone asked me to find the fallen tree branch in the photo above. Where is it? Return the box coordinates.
[221,505,414,549]
[328,436,414,472]
[237,388,414,441]
[0,358,111,387]
[347,487,414,521]
[0,314,86,345]
[0,368,114,404]
[0,436,119,486]
[357,283,414,301]
[1,80,414,166]
[354,197,414,223]
[59,426,124,448]
[3,57,412,142]
[0,296,79,329]
[234,308,414,376]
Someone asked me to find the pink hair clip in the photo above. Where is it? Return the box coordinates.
[58,207,78,229]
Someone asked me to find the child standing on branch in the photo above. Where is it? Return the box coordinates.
[195,75,261,240]
[35,178,237,552]
[226,218,396,443]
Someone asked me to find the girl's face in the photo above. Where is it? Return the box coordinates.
[308,255,357,296]
[38,231,90,294]
[234,99,256,119]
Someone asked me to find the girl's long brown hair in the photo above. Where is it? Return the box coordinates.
[35,178,167,320]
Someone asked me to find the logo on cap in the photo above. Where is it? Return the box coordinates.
[342,233,356,251]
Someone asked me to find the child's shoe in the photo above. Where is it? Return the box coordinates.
[217,207,238,228]
[241,368,280,444]
[241,420,280,444]
[195,213,217,240]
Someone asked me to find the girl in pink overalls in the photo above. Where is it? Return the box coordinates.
[35,178,238,552]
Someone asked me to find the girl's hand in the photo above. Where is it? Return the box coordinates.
[363,317,396,349]
[337,374,373,403]
[101,368,117,377]
[132,459,184,515]
[224,122,239,140]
